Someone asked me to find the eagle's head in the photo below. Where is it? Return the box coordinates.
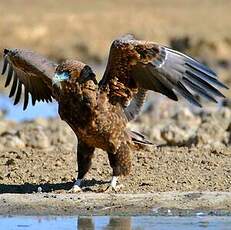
[52,60,97,95]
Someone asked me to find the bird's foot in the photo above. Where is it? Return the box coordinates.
[69,179,82,193]
[70,184,82,193]
[104,183,124,193]
[98,176,123,193]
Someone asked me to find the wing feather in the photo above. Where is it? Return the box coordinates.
[23,88,29,111]
[9,72,18,98]
[124,88,147,121]
[175,81,202,107]
[1,56,7,75]
[185,63,227,89]
[182,77,217,103]
[5,64,13,87]
[185,70,225,98]
[1,48,57,110]
[14,81,22,105]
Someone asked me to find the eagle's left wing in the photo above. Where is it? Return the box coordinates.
[100,34,228,121]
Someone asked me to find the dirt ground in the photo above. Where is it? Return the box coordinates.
[0,99,231,194]
[0,141,231,194]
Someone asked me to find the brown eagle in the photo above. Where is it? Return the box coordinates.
[1,34,228,191]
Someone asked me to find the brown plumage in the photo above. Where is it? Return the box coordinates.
[1,34,228,191]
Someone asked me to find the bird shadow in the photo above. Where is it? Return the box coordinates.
[81,179,109,192]
[0,179,108,194]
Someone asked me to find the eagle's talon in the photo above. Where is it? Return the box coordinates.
[99,176,124,193]
[73,185,82,193]
[69,179,82,193]
[68,185,82,193]
[103,183,124,193]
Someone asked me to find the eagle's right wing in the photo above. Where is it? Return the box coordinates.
[1,48,57,110]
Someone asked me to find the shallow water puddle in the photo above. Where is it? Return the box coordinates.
[1,216,231,230]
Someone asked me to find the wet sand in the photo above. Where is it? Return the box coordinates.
[1,192,231,215]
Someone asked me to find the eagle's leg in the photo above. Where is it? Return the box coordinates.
[72,140,95,192]
[106,143,132,191]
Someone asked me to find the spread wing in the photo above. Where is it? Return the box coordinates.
[1,48,57,110]
[100,34,228,120]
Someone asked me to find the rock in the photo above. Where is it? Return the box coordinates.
[49,121,75,150]
[215,108,231,129]
[160,123,195,146]
[149,126,163,143]
[172,106,201,129]
[0,131,25,148]
[0,120,16,135]
[37,187,42,193]
[18,125,50,149]
[34,118,49,127]
[194,112,229,148]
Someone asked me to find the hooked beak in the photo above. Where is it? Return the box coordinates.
[52,72,69,87]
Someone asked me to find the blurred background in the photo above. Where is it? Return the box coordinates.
[0,0,231,116]
[0,0,231,73]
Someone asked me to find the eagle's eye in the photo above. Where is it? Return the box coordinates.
[78,65,97,84]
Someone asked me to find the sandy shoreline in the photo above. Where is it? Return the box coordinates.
[1,192,231,216]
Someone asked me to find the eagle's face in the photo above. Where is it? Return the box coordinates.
[52,60,97,95]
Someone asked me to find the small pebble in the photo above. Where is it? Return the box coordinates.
[196,212,206,216]
[37,186,42,193]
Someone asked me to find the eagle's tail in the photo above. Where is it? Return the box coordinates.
[128,130,153,145]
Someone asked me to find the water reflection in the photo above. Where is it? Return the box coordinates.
[104,217,131,230]
[78,217,95,230]
[77,216,131,230]
[1,215,231,230]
